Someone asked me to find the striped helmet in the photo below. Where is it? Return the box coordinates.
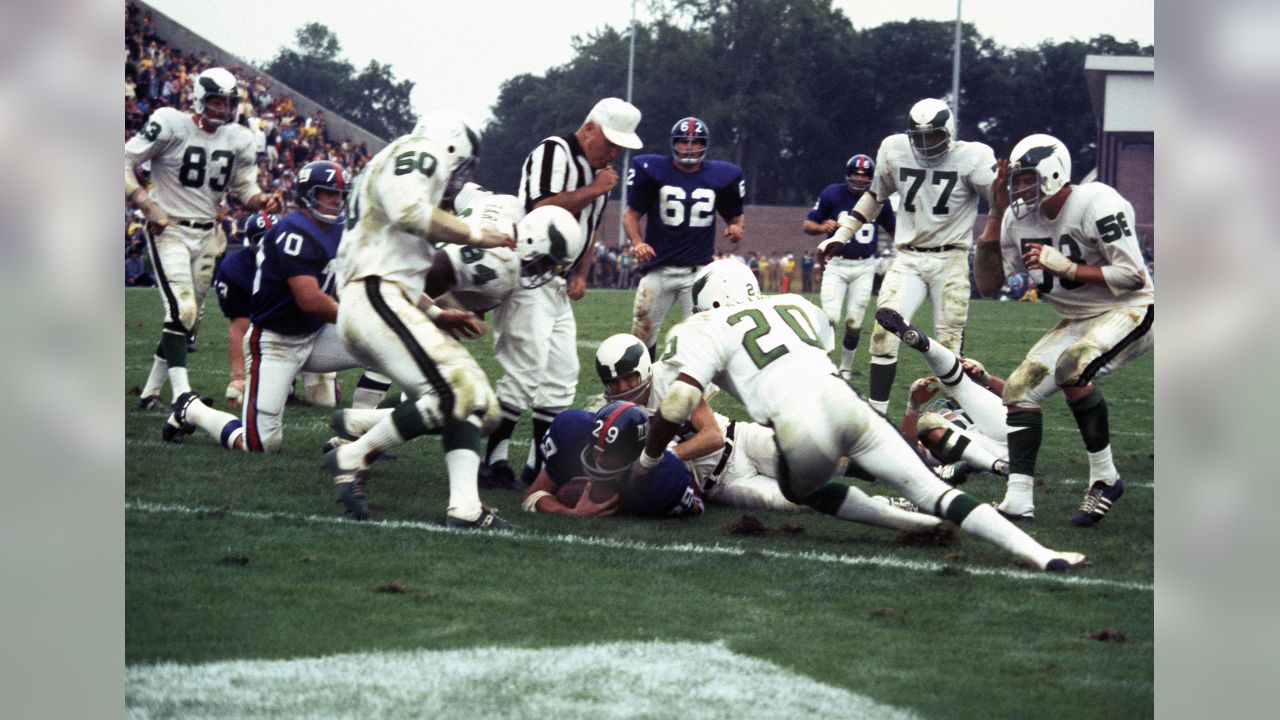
[670,116,709,166]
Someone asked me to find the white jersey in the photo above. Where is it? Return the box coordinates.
[1000,182,1154,320]
[661,294,835,424]
[336,132,452,299]
[440,190,527,313]
[125,107,259,221]
[870,134,996,250]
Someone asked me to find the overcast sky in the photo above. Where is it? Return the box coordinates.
[144,0,1154,126]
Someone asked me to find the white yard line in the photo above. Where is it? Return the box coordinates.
[127,641,922,720]
[126,500,1153,592]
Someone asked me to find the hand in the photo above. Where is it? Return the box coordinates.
[816,238,844,268]
[567,274,587,300]
[137,197,169,236]
[959,358,987,384]
[1034,243,1077,278]
[225,378,245,409]
[432,308,486,339]
[632,241,656,263]
[261,192,284,215]
[571,482,619,517]
[908,376,939,411]
[821,219,839,235]
[990,159,1009,213]
[472,226,517,250]
[724,224,744,242]
[592,166,619,195]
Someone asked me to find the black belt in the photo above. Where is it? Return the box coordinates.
[907,244,965,253]
[175,219,215,230]
[705,420,737,491]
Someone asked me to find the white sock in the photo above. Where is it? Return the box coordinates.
[338,415,404,468]
[302,372,337,407]
[489,438,510,465]
[922,341,960,380]
[445,449,483,520]
[869,399,889,415]
[342,408,393,438]
[840,349,855,372]
[1087,447,1118,484]
[142,355,168,397]
[185,398,236,438]
[168,367,191,399]
[351,388,385,410]
[957,502,1055,568]
[1000,473,1035,513]
[838,486,941,531]
[959,441,1005,475]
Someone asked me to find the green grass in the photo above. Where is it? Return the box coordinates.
[125,287,1153,719]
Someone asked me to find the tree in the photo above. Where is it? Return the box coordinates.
[264,23,416,140]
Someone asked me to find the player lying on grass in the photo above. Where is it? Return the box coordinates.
[588,333,944,532]
[519,401,704,517]
[636,259,1088,571]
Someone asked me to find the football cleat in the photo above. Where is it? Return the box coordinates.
[138,395,167,412]
[837,369,861,382]
[161,392,200,444]
[933,461,972,486]
[874,308,930,351]
[992,459,1010,476]
[1071,477,1125,527]
[324,448,371,521]
[992,501,1034,523]
[1043,552,1090,572]
[478,460,522,491]
[333,480,370,521]
[445,506,519,531]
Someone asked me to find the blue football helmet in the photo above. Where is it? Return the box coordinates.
[580,401,650,483]
[845,153,875,192]
[239,211,278,248]
[297,160,351,224]
[671,116,709,166]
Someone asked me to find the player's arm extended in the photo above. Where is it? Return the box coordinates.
[641,374,705,469]
[521,470,617,517]
[287,276,339,323]
[670,400,725,461]
[819,192,884,257]
[423,208,514,250]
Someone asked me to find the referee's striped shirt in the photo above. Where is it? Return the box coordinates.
[518,133,606,270]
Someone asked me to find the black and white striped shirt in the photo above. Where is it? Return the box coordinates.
[518,133,605,269]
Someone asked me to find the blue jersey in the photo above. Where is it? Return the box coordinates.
[627,154,745,272]
[250,212,341,335]
[214,246,256,320]
[539,410,703,518]
[806,183,896,260]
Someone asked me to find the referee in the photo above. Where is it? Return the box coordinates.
[478,97,644,490]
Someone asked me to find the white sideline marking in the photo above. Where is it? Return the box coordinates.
[1046,426,1152,438]
[126,501,1153,592]
[126,640,921,720]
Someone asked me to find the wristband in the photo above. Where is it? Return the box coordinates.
[522,490,553,513]
[638,450,662,470]
[426,304,444,321]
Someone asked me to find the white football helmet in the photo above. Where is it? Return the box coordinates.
[413,109,481,205]
[906,98,955,162]
[1007,134,1072,219]
[514,206,583,289]
[192,67,240,127]
[595,334,653,403]
[692,259,760,313]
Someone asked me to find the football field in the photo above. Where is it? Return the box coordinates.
[125,286,1153,719]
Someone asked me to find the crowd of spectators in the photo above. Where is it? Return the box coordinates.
[125,2,373,284]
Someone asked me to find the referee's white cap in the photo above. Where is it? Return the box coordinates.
[587,97,643,150]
